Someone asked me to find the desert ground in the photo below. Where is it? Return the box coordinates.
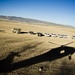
[0,20,75,75]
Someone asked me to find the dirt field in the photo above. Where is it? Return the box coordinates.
[0,20,75,75]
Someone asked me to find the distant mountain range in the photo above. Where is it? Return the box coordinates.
[0,15,74,28]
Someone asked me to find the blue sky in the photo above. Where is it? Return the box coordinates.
[0,0,75,27]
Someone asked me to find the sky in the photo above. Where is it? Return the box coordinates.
[0,0,75,27]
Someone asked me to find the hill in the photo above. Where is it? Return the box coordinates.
[0,15,73,28]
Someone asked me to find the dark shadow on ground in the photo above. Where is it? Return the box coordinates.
[0,30,5,32]
[20,32,28,34]
[0,45,75,73]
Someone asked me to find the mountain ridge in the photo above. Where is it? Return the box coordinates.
[0,15,74,28]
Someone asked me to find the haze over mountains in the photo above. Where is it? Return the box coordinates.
[0,15,74,28]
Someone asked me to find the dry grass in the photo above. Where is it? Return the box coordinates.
[0,20,75,75]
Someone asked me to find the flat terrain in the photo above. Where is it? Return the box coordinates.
[0,20,75,75]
